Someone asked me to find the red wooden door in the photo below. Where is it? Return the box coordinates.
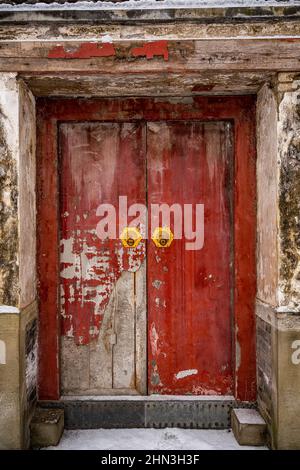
[37,97,256,401]
[147,121,233,395]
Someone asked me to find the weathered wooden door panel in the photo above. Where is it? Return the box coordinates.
[147,121,233,395]
[59,122,147,395]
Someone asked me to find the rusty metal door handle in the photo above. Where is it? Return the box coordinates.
[152,227,174,248]
[120,227,142,248]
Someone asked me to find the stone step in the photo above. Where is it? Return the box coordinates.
[231,408,267,446]
[30,408,64,448]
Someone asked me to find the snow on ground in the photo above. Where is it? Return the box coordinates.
[45,428,268,450]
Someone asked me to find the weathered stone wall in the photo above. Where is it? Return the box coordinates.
[276,314,300,449]
[256,83,279,448]
[0,74,19,306]
[0,308,21,450]
[20,301,38,449]
[255,302,278,449]
[19,80,36,309]
[256,314,272,435]
[256,74,300,449]
[0,74,37,449]
[275,74,300,449]
[256,83,279,307]
[277,75,300,311]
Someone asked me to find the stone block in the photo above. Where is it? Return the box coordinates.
[231,408,267,446]
[30,408,64,448]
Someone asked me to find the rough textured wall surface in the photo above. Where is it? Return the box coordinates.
[0,75,37,449]
[2,22,300,42]
[256,317,272,422]
[20,301,38,449]
[1,0,300,7]
[0,74,19,307]
[19,80,36,309]
[256,83,279,448]
[256,73,300,312]
[256,75,300,449]
[0,76,36,309]
[256,302,277,448]
[278,76,300,310]
[256,83,278,306]
[0,312,21,450]
[276,314,300,450]
[1,0,299,5]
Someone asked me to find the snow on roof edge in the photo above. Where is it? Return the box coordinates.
[1,0,300,13]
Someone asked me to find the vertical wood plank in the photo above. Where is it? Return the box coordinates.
[112,271,136,390]
[89,293,114,391]
[135,260,147,395]
[60,337,90,394]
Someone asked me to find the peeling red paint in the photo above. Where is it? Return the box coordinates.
[59,122,146,346]
[131,40,169,61]
[48,42,116,59]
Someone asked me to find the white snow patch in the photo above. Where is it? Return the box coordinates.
[101,34,114,43]
[43,428,268,450]
[276,305,300,314]
[175,369,198,380]
[0,305,19,314]
[233,409,266,425]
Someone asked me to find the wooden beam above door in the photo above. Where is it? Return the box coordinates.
[1,39,300,73]
[23,71,275,97]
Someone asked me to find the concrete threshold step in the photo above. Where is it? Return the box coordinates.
[38,397,256,430]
